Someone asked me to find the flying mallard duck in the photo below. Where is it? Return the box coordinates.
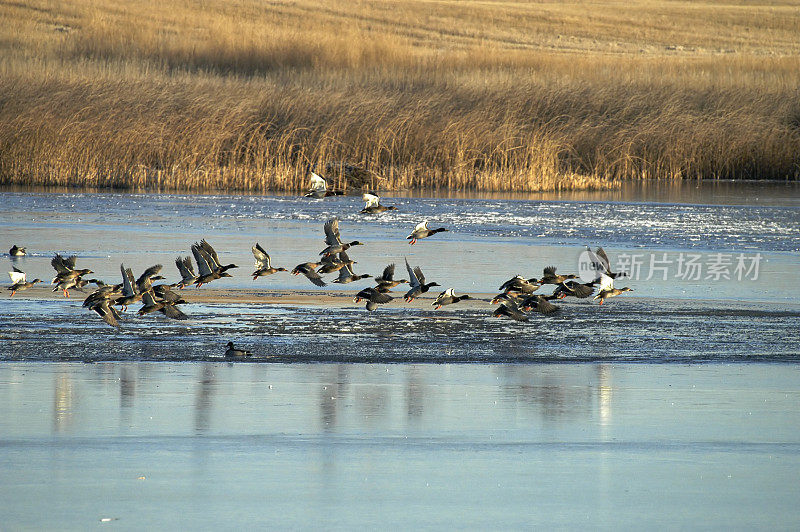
[403,259,440,302]
[8,266,41,296]
[592,274,633,305]
[320,217,363,257]
[432,288,471,310]
[251,243,287,280]
[407,220,448,245]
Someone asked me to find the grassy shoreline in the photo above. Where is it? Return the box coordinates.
[2,0,799,192]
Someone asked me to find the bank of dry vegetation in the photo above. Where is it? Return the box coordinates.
[1,0,799,192]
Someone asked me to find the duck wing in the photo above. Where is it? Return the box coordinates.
[8,268,26,284]
[323,218,342,246]
[499,275,524,292]
[408,220,428,238]
[252,243,270,268]
[136,264,163,286]
[176,256,196,278]
[303,269,327,286]
[309,171,327,191]
[405,259,420,288]
[335,263,354,282]
[161,304,188,320]
[534,296,560,315]
[141,290,158,307]
[598,273,614,292]
[595,247,611,273]
[413,266,426,285]
[380,263,396,282]
[92,300,120,328]
[191,244,215,276]
[51,254,75,275]
[543,266,557,277]
[120,263,136,296]
[566,281,594,298]
[199,240,222,269]
[362,193,380,208]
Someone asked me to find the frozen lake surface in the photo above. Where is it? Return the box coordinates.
[1,362,800,529]
[2,181,799,362]
[2,182,800,528]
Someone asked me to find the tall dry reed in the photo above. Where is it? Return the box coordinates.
[1,0,798,192]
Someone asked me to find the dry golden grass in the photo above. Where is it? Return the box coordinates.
[1,0,799,192]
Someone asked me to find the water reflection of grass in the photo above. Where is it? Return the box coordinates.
[1,1,798,192]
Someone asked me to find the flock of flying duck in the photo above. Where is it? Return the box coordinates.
[6,169,633,342]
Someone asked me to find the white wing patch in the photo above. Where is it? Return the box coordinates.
[8,270,26,284]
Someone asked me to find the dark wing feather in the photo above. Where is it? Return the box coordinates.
[535,297,560,315]
[199,240,222,268]
[51,254,75,274]
[136,264,163,286]
[595,247,611,273]
[413,266,426,285]
[381,264,395,281]
[161,304,188,320]
[405,259,420,288]
[323,218,342,246]
[569,282,594,298]
[304,270,327,286]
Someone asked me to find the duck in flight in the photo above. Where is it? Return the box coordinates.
[407,220,448,245]
[432,288,470,310]
[592,274,633,305]
[373,263,407,292]
[320,217,363,257]
[251,243,287,279]
[353,286,393,311]
[291,262,327,286]
[403,258,440,302]
[7,266,41,296]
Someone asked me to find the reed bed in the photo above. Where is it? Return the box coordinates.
[1,0,799,192]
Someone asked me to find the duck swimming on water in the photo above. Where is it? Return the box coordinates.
[360,193,397,214]
[304,165,343,198]
[225,341,253,357]
[9,245,26,257]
